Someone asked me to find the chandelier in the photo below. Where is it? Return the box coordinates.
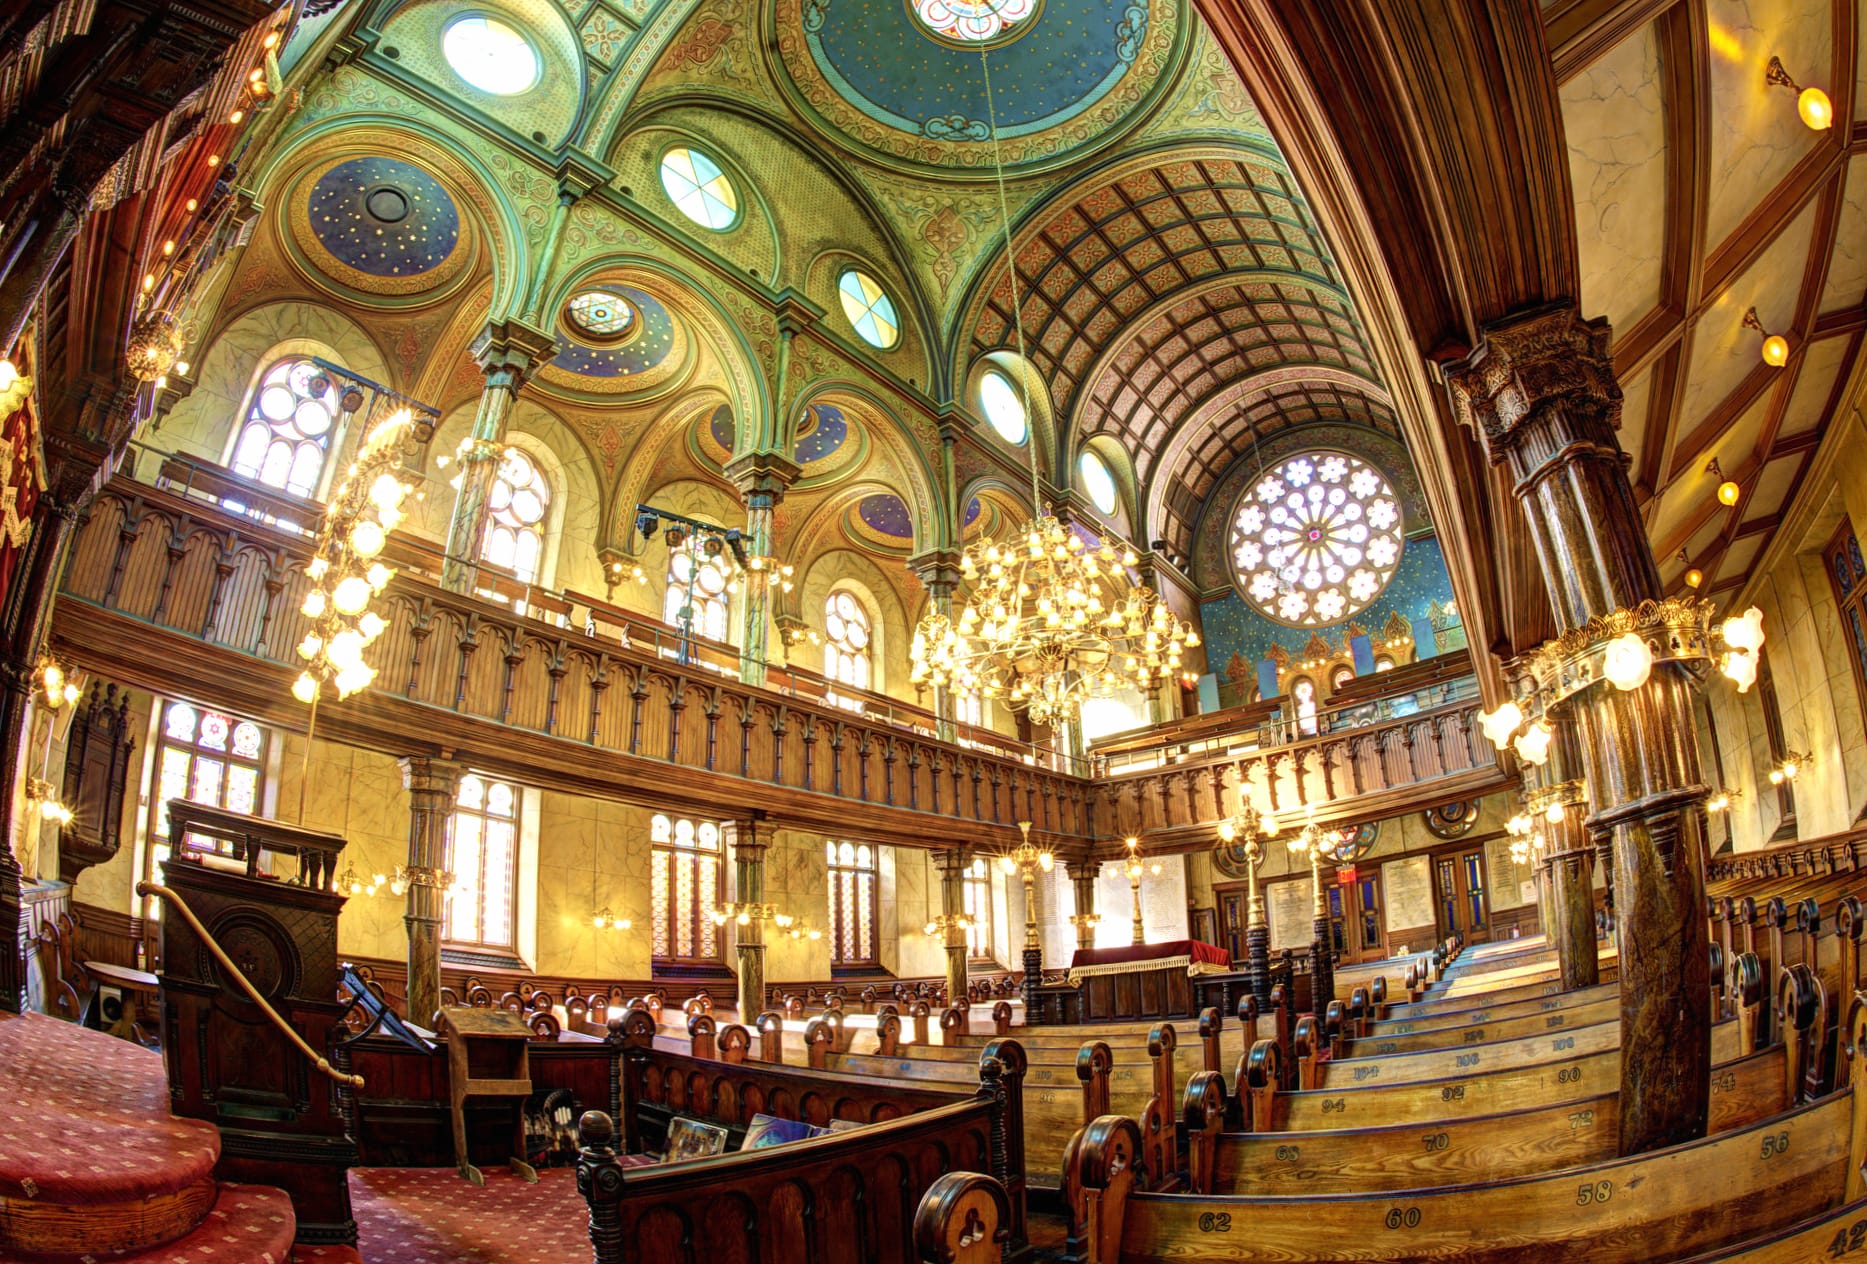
[905,43,1199,729]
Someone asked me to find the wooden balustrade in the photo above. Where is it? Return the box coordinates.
[54,476,1506,847]
[1089,695,1506,842]
[54,478,1092,846]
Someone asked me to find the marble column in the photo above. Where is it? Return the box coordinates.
[1539,717,1599,990]
[1244,847,1272,1011]
[398,756,464,1027]
[933,847,973,1004]
[1449,308,1711,1154]
[725,454,800,689]
[722,816,770,1020]
[441,321,556,593]
[909,551,963,742]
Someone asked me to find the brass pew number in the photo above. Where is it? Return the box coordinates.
[1384,1207,1422,1230]
[1576,1180,1613,1206]
[1441,1085,1466,1102]
[1198,1212,1233,1233]
[1760,1131,1790,1160]
[1455,1053,1480,1069]
[1275,1145,1300,1162]
[1421,1132,1449,1152]
[1557,1066,1582,1085]
[1827,1218,1867,1256]
[1552,1036,1576,1051]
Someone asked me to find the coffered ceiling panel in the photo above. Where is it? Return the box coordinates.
[1820,156,1867,309]
[1564,20,1667,340]
[1617,368,1656,482]
[1777,332,1853,439]
[1652,388,1774,552]
[1704,0,1831,247]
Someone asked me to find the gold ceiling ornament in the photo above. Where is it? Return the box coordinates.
[126,310,196,386]
[907,41,1199,729]
[1478,598,1766,758]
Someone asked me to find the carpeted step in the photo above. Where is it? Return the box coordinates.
[91,1183,297,1263]
[0,1012,223,1256]
[292,1244,365,1263]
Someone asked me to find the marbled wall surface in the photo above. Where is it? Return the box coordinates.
[1703,0,1830,249]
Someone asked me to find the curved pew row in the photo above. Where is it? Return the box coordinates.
[1363,981,1619,1038]
[1063,995,1867,1264]
[1387,964,1621,1020]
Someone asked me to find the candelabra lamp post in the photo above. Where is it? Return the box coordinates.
[1119,836,1161,946]
[1217,804,1278,1010]
[1288,810,1345,1021]
[996,821,1053,1022]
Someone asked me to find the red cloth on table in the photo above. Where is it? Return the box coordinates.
[1068,939,1230,969]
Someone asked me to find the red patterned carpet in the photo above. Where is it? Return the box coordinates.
[348,1167,587,1263]
[0,1010,220,1205]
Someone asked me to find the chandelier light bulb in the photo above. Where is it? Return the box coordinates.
[350,519,386,558]
[1721,606,1766,654]
[292,672,320,704]
[1478,700,1524,749]
[1544,801,1566,824]
[332,576,372,615]
[1512,721,1553,766]
[302,590,328,618]
[326,629,365,671]
[1723,650,1759,692]
[1768,56,1833,130]
[1601,632,1654,691]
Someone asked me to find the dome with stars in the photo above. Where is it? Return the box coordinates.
[536,283,690,396]
[771,0,1187,175]
[289,156,471,296]
[699,401,862,481]
[847,492,915,551]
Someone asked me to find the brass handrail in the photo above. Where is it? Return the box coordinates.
[135,880,365,1089]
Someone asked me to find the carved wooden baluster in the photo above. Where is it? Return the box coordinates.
[702,685,720,770]
[989,761,1002,823]
[253,548,288,657]
[857,729,872,801]
[148,511,190,626]
[103,497,147,609]
[801,714,817,790]
[588,655,609,744]
[538,641,566,735]
[199,529,237,640]
[454,615,481,713]
[829,721,844,796]
[968,760,982,821]
[666,674,686,763]
[499,632,525,726]
[770,706,787,784]
[883,734,898,804]
[929,748,943,815]
[404,599,433,698]
[1319,744,1338,806]
[907,743,921,810]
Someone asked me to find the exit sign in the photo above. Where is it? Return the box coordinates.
[1336,865,1358,885]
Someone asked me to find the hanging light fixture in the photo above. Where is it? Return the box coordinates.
[907,46,1198,728]
[1741,308,1790,368]
[1766,55,1834,130]
[1705,456,1741,507]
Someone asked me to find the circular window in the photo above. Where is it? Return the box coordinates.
[912,0,1039,43]
[838,270,900,349]
[565,290,636,341]
[660,147,738,231]
[978,369,1028,444]
[1079,449,1118,515]
[441,15,539,95]
[1231,451,1404,628]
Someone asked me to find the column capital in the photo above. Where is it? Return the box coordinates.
[1064,856,1103,884]
[721,814,772,859]
[553,148,615,200]
[908,549,964,594]
[931,845,975,879]
[471,319,558,385]
[398,755,466,797]
[726,451,802,503]
[1444,305,1620,458]
[771,289,824,339]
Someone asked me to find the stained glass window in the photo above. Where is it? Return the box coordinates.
[912,0,1036,43]
[1231,451,1404,627]
[651,814,721,963]
[566,290,635,340]
[837,270,900,349]
[1080,450,1118,515]
[1292,677,1319,737]
[824,589,872,703]
[144,701,268,917]
[481,447,550,584]
[443,774,521,952]
[1826,521,1867,732]
[230,358,340,499]
[978,369,1028,444]
[826,840,877,966]
[665,549,731,642]
[963,856,993,961]
[442,15,539,95]
[660,148,738,231]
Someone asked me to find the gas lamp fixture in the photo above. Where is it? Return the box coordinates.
[995,821,1052,950]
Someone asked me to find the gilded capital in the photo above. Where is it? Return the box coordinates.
[1444,306,1620,458]
[908,548,964,595]
[471,318,559,386]
[726,451,802,503]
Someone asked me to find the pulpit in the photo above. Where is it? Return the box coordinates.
[152,801,358,1245]
[1065,939,1232,1022]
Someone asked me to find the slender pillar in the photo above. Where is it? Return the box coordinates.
[1244,846,1272,1011]
[1538,719,1598,989]
[441,322,556,593]
[933,847,973,1004]
[909,551,963,742]
[1308,848,1334,1019]
[1066,858,1099,951]
[726,454,801,688]
[722,816,770,1020]
[398,756,464,1027]
[1018,858,1043,1024]
[1449,307,1712,1154]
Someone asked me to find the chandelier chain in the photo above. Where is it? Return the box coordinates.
[979,45,1042,515]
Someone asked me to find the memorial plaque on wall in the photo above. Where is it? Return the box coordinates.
[1485,836,1530,909]
[1266,879,1314,950]
[1382,855,1436,932]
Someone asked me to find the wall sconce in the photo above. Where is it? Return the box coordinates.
[1741,308,1790,368]
[1766,56,1834,131]
[1768,752,1810,785]
[1706,457,1741,507]
[1678,549,1703,589]
[591,906,633,931]
[1705,788,1739,814]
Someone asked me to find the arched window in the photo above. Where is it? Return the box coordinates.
[651,814,722,963]
[824,588,872,700]
[444,774,522,952]
[482,447,551,584]
[665,549,732,643]
[230,357,341,498]
[1292,677,1318,737]
[963,856,993,961]
[956,691,986,731]
[826,840,877,966]
[1375,656,1396,672]
[144,700,269,918]
[1331,664,1355,691]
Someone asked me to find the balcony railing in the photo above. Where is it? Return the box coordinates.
[56,476,1093,844]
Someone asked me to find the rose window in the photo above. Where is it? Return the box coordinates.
[1230,451,1403,627]
[913,0,1037,43]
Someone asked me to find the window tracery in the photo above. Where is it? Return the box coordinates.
[230,357,340,498]
[481,447,550,584]
[1231,451,1403,627]
[651,814,722,963]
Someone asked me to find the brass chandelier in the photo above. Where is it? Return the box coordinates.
[907,42,1198,728]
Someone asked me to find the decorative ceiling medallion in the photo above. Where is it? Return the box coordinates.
[537,284,687,395]
[1423,801,1478,840]
[290,156,471,297]
[1230,450,1403,628]
[773,0,1184,175]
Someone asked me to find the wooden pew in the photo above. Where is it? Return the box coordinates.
[1364,981,1619,1037]
[1062,994,1867,1264]
[1341,995,1622,1058]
